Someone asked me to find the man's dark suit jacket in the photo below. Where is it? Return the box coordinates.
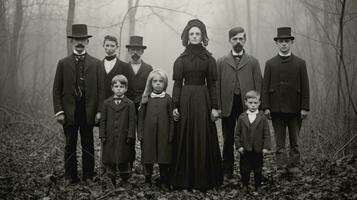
[53,53,105,125]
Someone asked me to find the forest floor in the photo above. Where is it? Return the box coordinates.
[0,106,356,200]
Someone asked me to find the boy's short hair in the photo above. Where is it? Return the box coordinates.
[111,75,128,88]
[103,35,118,46]
[245,90,260,100]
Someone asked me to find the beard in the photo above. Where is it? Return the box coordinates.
[233,43,243,53]
[131,53,140,61]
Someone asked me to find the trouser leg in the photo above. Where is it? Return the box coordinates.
[239,152,252,187]
[222,94,242,175]
[287,115,302,167]
[272,114,288,169]
[79,123,94,180]
[63,125,79,180]
[252,152,263,188]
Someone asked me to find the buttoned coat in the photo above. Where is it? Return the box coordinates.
[216,52,263,117]
[129,61,153,104]
[99,96,136,164]
[53,54,105,125]
[234,111,271,153]
[138,94,174,164]
[261,54,309,113]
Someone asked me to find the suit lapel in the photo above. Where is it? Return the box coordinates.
[224,53,237,70]
[250,113,263,129]
[69,54,76,73]
[136,61,148,77]
[237,53,249,70]
[242,113,251,128]
[83,54,90,74]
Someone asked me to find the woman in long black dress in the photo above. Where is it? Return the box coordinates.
[170,19,223,190]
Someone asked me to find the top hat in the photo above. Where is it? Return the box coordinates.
[67,24,92,38]
[273,27,294,41]
[126,36,147,49]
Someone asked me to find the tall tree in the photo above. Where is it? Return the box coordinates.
[66,0,75,55]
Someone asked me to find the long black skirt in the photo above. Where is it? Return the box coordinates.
[170,85,223,190]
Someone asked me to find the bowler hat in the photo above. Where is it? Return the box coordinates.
[126,36,147,49]
[273,27,294,41]
[67,24,92,38]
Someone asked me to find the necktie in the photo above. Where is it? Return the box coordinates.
[114,97,123,104]
[150,92,166,98]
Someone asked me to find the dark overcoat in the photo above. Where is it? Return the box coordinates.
[234,111,271,153]
[102,58,134,100]
[99,96,136,164]
[261,54,310,113]
[129,61,153,104]
[138,94,174,164]
[216,52,263,117]
[53,54,104,125]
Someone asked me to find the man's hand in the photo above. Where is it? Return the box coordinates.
[95,112,101,124]
[262,149,269,155]
[173,108,180,122]
[300,109,309,120]
[238,147,244,154]
[264,109,271,120]
[211,109,219,122]
[56,114,65,125]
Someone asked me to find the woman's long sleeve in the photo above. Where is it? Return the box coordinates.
[207,57,218,109]
[172,58,183,109]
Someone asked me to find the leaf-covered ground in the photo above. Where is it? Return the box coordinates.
[0,108,356,199]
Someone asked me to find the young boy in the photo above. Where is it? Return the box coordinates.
[99,75,136,187]
[235,90,271,192]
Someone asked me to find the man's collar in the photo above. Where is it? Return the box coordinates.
[73,50,86,56]
[231,49,244,56]
[246,109,259,115]
[278,51,291,57]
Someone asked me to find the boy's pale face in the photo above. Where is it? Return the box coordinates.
[103,40,118,56]
[112,82,127,97]
[152,74,165,93]
[245,97,260,112]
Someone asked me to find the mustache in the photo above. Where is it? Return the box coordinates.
[75,44,85,48]
[131,53,140,60]
[233,43,243,52]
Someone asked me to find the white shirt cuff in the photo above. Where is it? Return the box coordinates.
[55,111,64,116]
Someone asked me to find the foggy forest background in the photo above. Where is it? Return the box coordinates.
[1,0,357,171]
[0,0,357,199]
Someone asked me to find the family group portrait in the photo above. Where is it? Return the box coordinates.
[0,0,356,199]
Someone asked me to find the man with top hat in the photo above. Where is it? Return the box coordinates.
[125,35,153,170]
[53,24,104,185]
[216,26,263,179]
[262,27,309,176]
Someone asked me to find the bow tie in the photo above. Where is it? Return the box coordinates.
[233,55,242,59]
[105,55,116,61]
[114,96,123,100]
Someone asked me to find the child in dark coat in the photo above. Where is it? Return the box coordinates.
[235,90,271,193]
[138,69,174,190]
[99,75,136,187]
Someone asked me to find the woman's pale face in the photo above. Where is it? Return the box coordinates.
[188,27,202,45]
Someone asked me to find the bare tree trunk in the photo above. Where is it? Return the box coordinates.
[7,0,23,101]
[246,0,253,54]
[124,0,140,60]
[66,0,75,55]
[0,0,9,98]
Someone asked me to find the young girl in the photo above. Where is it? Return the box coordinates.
[138,69,174,190]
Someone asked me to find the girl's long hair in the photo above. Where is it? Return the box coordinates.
[141,69,168,104]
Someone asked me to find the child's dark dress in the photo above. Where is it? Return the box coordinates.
[170,44,223,190]
[138,94,174,164]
